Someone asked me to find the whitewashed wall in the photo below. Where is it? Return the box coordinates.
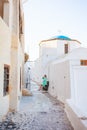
[48,64,57,97]
[39,40,58,57]
[66,64,87,130]
[56,40,80,56]
[32,59,42,83]
[0,17,11,120]
[67,47,87,60]
[38,39,87,129]
[69,40,81,51]
[9,34,24,111]
[48,61,71,102]
[71,66,87,116]
[0,96,9,121]
[40,39,80,59]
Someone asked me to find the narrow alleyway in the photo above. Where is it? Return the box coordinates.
[0,83,74,130]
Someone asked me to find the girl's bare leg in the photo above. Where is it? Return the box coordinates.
[38,85,42,91]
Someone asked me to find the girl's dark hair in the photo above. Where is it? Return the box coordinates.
[44,74,47,77]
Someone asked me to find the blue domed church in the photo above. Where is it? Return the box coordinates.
[39,35,81,60]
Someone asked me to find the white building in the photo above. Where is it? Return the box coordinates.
[0,0,25,120]
[35,35,80,79]
[34,35,87,130]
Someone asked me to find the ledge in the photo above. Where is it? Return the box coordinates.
[65,99,87,130]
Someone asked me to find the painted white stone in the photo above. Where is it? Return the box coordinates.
[33,36,87,129]
[0,0,25,120]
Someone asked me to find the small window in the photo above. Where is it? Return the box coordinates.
[3,64,10,96]
[80,60,87,66]
[64,44,68,54]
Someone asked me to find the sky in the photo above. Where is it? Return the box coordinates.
[23,0,87,60]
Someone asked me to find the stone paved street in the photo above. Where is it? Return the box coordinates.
[0,83,74,130]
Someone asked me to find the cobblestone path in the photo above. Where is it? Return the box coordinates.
[0,84,74,130]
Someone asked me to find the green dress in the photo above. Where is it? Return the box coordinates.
[42,77,47,87]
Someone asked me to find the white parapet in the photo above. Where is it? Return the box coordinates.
[65,99,87,130]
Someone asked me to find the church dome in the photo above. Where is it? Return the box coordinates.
[54,35,71,40]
